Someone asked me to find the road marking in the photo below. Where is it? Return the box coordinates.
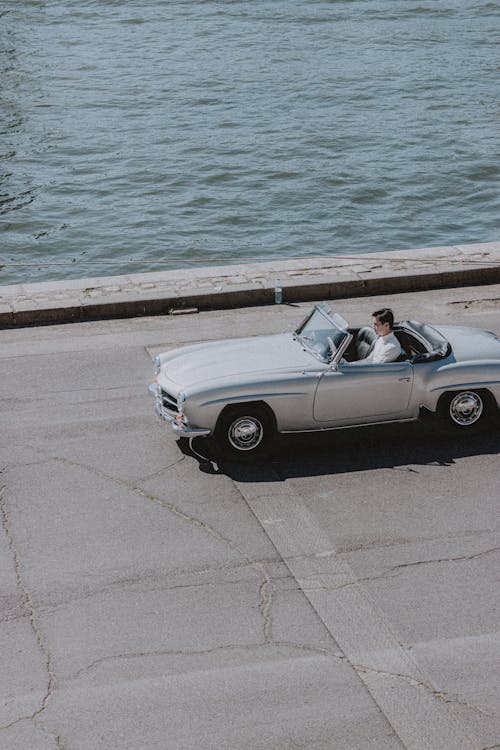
[233,466,479,750]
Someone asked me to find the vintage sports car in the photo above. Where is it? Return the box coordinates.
[149,304,500,458]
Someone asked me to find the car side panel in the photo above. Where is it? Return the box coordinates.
[182,371,322,434]
[412,358,500,412]
[313,362,414,424]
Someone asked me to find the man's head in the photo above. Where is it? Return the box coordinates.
[372,308,394,336]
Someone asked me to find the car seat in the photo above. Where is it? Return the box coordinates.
[356,326,377,360]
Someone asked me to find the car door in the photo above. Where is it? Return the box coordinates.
[313,361,414,424]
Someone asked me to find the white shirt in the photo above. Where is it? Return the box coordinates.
[365,331,402,363]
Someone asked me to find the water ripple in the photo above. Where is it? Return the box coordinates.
[0,0,499,283]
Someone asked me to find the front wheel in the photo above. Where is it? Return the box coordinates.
[213,404,276,460]
[436,389,494,433]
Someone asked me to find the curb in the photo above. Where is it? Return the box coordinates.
[1,242,500,327]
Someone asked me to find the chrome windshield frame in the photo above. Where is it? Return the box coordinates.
[293,304,351,363]
[330,331,354,368]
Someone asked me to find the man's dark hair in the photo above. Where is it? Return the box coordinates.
[372,308,394,328]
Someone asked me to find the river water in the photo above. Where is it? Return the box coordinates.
[1,0,499,285]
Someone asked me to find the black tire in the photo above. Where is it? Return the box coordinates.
[436,389,494,434]
[213,404,276,460]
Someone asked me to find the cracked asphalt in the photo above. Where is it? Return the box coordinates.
[1,284,499,750]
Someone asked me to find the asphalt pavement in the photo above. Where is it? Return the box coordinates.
[1,282,499,750]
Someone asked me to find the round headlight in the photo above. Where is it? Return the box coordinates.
[154,356,161,375]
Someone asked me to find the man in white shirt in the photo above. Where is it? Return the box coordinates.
[359,308,402,363]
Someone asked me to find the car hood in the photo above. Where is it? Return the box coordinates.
[159,333,317,388]
[436,325,500,361]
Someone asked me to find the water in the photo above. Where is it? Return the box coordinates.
[1,0,499,285]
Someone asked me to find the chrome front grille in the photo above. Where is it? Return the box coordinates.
[161,389,177,411]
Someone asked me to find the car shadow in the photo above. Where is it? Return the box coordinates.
[180,422,500,482]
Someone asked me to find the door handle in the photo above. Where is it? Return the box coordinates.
[398,377,411,381]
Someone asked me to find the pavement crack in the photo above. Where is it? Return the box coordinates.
[354,662,498,720]
[31,720,69,750]
[354,662,449,700]
[0,475,56,726]
[25,554,284,618]
[131,479,277,642]
[351,546,499,588]
[71,642,267,680]
[0,716,30,732]
[226,477,286,641]
[32,448,247,557]
[70,640,345,682]
[137,456,186,482]
[271,641,345,661]
[134,484,276,642]
[24,452,276,662]
[301,545,500,594]
[374,545,500,581]
[256,563,273,642]
[443,694,499,720]
[133,485,239,546]
[35,449,246,560]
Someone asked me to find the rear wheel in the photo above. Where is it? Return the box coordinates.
[213,404,275,459]
[436,389,494,433]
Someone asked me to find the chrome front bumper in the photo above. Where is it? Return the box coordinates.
[148,384,211,438]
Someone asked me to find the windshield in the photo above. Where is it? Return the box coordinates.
[295,306,349,361]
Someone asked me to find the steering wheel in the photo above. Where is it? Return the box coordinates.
[328,335,346,364]
[327,336,336,361]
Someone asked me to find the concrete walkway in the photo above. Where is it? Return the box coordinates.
[1,240,500,326]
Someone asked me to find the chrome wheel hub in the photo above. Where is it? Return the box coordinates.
[228,416,264,451]
[449,392,483,426]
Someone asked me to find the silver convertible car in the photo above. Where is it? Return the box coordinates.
[149,304,500,458]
